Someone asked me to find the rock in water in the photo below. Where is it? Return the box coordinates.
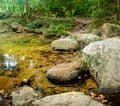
[31,92,104,106]
[11,86,41,106]
[47,61,85,83]
[68,33,102,49]
[51,38,79,51]
[83,38,120,93]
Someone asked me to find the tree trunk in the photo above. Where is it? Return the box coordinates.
[25,0,30,22]
[117,0,120,23]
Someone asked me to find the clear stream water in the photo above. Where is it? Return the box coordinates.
[0,33,97,94]
[0,33,119,105]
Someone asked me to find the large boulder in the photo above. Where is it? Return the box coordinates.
[31,92,104,106]
[102,23,120,38]
[68,33,102,49]
[47,61,85,83]
[51,38,79,51]
[83,38,120,93]
[11,86,41,106]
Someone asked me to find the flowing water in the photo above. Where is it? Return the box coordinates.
[0,33,97,94]
[0,32,119,106]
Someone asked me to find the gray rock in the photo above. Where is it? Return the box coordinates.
[69,33,102,49]
[47,61,83,83]
[11,86,41,106]
[31,92,104,106]
[83,38,120,93]
[51,38,79,51]
[102,23,120,38]
[11,22,24,33]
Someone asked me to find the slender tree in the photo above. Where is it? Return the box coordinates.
[117,0,120,23]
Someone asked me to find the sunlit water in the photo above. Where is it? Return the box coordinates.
[0,33,119,105]
[0,33,97,94]
[3,53,18,70]
[2,53,33,70]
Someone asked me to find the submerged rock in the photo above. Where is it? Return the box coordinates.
[47,60,85,83]
[83,38,120,93]
[31,92,105,106]
[51,38,79,51]
[11,86,41,106]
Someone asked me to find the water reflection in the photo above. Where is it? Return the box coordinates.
[19,55,25,61]
[0,53,34,71]
[29,59,33,68]
[3,53,17,70]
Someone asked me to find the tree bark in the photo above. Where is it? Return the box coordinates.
[117,0,120,23]
[25,0,30,22]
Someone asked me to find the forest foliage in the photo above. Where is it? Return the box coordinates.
[0,0,119,35]
[0,0,119,20]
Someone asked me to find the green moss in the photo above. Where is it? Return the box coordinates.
[28,17,74,37]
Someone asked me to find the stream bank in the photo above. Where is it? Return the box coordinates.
[0,18,120,105]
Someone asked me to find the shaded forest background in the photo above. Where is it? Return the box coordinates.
[0,0,120,36]
[0,0,119,22]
